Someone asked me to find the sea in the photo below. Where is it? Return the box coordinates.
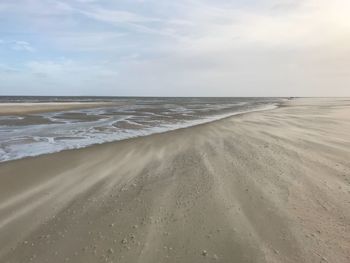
[0,96,284,162]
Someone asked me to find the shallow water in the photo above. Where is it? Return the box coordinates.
[0,97,283,162]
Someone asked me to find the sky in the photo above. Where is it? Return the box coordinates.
[0,0,350,97]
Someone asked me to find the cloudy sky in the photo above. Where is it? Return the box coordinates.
[0,0,350,96]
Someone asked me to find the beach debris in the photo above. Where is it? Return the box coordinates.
[121,238,128,244]
[132,224,138,229]
[109,223,114,227]
[202,250,208,256]
[107,248,114,254]
[273,248,279,255]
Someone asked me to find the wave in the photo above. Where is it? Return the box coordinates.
[0,98,281,162]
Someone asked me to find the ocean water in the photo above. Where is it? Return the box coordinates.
[0,97,283,162]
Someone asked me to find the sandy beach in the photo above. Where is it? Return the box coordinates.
[0,98,349,263]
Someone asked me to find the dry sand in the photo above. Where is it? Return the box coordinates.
[0,98,349,263]
[0,102,116,115]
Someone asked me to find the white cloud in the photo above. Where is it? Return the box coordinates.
[26,59,117,77]
[162,0,350,52]
[79,8,160,24]
[48,32,127,51]
[11,41,35,52]
[0,39,35,52]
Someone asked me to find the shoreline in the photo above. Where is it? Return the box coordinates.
[0,98,349,263]
[0,102,281,163]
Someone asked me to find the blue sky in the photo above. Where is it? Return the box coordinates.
[1,0,350,96]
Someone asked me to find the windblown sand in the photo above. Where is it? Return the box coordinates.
[0,98,349,263]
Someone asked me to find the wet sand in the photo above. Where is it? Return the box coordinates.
[0,98,349,263]
[0,102,116,115]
